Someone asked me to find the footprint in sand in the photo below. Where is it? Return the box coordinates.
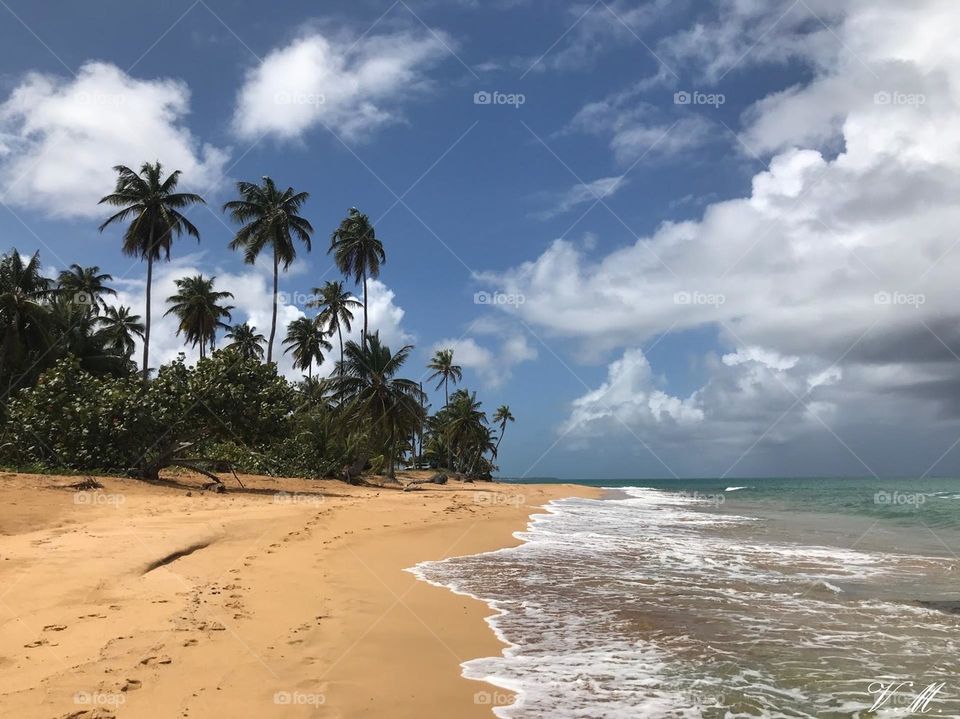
[182,638,199,647]
[43,624,67,632]
[121,678,142,692]
[23,638,48,648]
[140,654,172,665]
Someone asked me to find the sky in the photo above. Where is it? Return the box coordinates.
[0,0,958,480]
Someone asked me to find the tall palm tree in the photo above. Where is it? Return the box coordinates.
[308,280,360,372]
[493,404,515,456]
[0,250,53,387]
[164,275,234,359]
[95,305,144,360]
[332,333,425,479]
[427,348,463,406]
[223,177,313,364]
[443,389,494,475]
[224,322,265,361]
[98,161,205,381]
[329,208,384,347]
[282,317,332,380]
[56,264,116,314]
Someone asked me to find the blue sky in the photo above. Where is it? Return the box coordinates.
[1,0,959,479]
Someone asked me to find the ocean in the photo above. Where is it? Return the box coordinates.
[411,478,960,718]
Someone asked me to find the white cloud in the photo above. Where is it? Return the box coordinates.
[0,62,227,218]
[486,0,960,468]
[533,176,627,220]
[431,328,537,389]
[232,29,449,142]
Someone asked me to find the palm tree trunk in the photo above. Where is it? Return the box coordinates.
[337,322,344,375]
[267,251,279,364]
[362,269,368,349]
[142,241,154,383]
[444,376,449,406]
[495,424,505,455]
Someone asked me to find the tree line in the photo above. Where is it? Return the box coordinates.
[0,161,515,483]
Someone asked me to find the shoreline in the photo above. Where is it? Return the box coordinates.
[0,471,598,718]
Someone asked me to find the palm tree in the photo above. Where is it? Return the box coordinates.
[223,177,313,364]
[331,333,426,479]
[427,348,462,406]
[95,305,144,360]
[0,250,53,387]
[283,317,332,379]
[56,264,116,314]
[164,275,234,359]
[442,389,494,475]
[329,208,384,347]
[308,280,361,372]
[493,404,515,456]
[98,162,205,381]
[47,297,130,377]
[224,322,265,361]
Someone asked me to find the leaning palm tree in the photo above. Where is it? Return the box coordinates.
[329,208,384,347]
[427,348,463,406]
[442,389,493,475]
[224,322,266,361]
[164,275,234,359]
[0,250,53,387]
[56,264,116,314]
[493,404,515,456]
[98,161,205,381]
[308,280,361,372]
[331,333,426,480]
[95,305,144,360]
[223,177,313,363]
[282,317,332,380]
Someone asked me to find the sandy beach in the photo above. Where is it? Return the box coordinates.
[0,471,598,718]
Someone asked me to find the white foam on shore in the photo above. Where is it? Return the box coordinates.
[408,487,960,718]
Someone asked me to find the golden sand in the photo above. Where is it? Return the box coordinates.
[0,471,598,718]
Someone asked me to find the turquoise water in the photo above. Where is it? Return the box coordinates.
[509,476,960,530]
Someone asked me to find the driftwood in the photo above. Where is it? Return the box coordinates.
[132,441,245,490]
[403,473,448,491]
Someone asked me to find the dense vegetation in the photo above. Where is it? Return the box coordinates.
[0,162,511,484]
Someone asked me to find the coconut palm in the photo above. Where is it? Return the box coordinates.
[164,275,234,359]
[427,348,462,406]
[493,404,515,456]
[329,208,384,347]
[442,389,494,475]
[56,264,116,314]
[95,305,144,360]
[283,317,332,379]
[47,297,130,376]
[98,162,205,381]
[224,322,265,361]
[0,250,53,387]
[223,177,313,364]
[308,280,361,372]
[331,333,425,479]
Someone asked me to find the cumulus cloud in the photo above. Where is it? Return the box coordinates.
[232,29,450,142]
[485,0,960,471]
[0,62,227,218]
